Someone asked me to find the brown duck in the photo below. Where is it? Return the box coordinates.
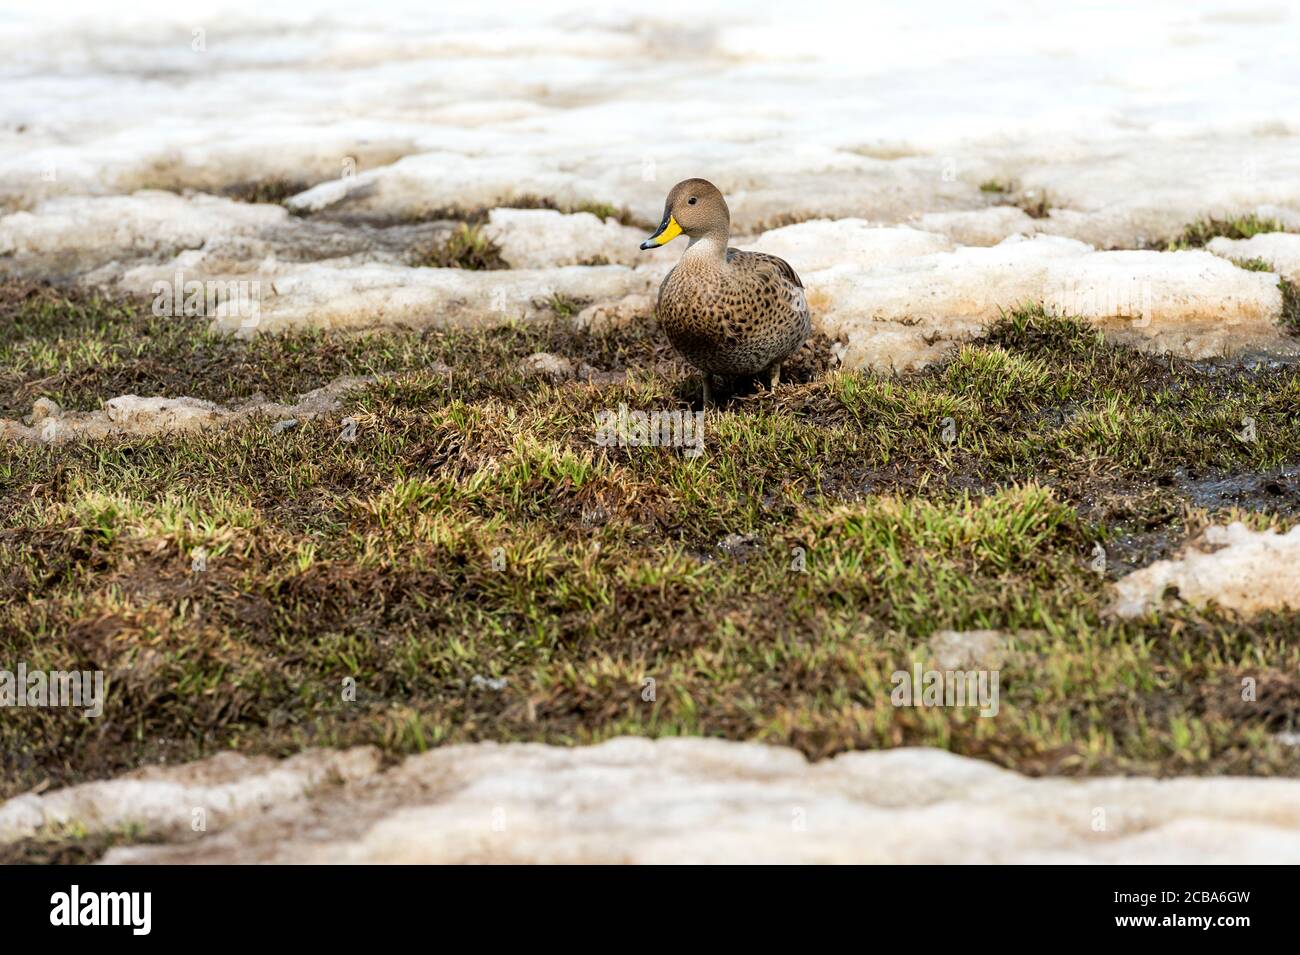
[640,178,810,406]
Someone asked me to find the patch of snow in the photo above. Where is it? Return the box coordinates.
[1208,232,1300,282]
[0,738,1282,863]
[1110,522,1300,618]
[0,4,1293,396]
[0,1,1297,254]
[483,208,648,268]
[797,233,1287,372]
[0,748,380,844]
[0,192,285,263]
[1,377,373,444]
[747,220,953,272]
[915,207,1039,247]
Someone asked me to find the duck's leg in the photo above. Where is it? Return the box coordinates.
[701,375,715,409]
[766,363,781,393]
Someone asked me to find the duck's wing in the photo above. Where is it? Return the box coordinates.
[726,248,811,342]
[727,248,804,289]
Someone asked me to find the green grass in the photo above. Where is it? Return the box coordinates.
[571,201,627,222]
[1164,214,1289,251]
[1231,257,1275,273]
[2,288,1300,805]
[0,282,457,416]
[410,223,507,270]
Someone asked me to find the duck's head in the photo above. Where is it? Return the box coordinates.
[640,178,730,250]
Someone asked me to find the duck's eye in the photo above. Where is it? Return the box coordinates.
[687,197,697,205]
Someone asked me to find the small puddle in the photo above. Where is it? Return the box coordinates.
[1178,464,1300,516]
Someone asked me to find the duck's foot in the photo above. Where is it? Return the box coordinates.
[766,363,781,393]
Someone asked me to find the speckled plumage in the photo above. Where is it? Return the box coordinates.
[658,247,810,377]
[640,179,810,398]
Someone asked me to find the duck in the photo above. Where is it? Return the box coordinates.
[639,178,810,407]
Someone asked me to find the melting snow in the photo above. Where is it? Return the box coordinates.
[1111,522,1300,618]
[1,377,373,443]
[4,738,1300,863]
[0,1,1296,367]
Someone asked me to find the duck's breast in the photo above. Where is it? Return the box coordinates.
[657,254,810,374]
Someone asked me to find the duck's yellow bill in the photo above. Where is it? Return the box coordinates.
[640,215,682,250]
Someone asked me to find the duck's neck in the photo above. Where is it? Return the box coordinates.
[683,227,729,269]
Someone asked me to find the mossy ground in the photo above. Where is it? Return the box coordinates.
[2,283,1300,806]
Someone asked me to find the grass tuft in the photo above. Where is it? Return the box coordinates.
[1164,214,1289,251]
[219,178,310,206]
[410,223,507,270]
